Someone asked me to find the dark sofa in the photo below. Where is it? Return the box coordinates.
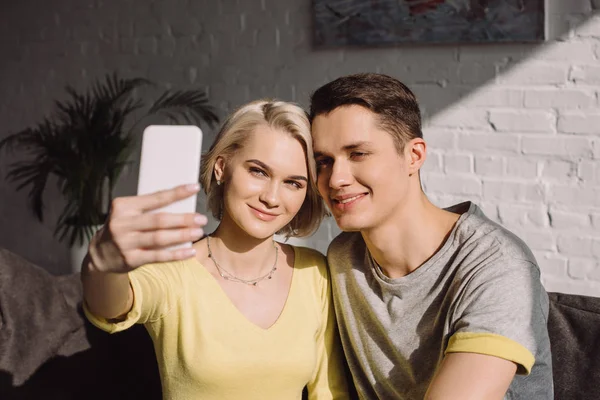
[0,249,161,400]
[547,291,600,400]
[1,248,599,400]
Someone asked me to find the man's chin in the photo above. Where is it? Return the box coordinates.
[333,215,366,232]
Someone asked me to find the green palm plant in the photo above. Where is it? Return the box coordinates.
[0,73,219,246]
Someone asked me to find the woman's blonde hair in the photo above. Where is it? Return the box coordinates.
[200,99,326,237]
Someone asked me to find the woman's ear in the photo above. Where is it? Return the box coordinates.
[214,156,226,182]
[405,138,427,176]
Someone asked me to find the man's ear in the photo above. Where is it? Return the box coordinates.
[214,156,226,182]
[405,138,427,176]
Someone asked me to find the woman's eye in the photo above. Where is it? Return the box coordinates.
[249,167,267,177]
[286,180,304,189]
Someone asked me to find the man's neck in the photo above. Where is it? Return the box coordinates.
[361,195,461,279]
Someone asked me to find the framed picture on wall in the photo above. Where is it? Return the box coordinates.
[313,0,546,46]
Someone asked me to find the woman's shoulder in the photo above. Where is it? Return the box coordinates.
[286,245,326,266]
[281,245,330,283]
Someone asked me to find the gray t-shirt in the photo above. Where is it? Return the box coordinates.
[327,202,553,399]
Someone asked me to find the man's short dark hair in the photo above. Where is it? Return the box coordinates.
[309,73,422,152]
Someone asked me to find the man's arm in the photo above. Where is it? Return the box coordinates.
[425,353,517,400]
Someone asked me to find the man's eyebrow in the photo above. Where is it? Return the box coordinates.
[314,141,372,159]
[342,141,371,151]
[246,159,307,181]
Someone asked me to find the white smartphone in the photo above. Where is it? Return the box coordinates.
[137,125,203,248]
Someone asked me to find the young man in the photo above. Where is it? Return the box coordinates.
[309,73,553,399]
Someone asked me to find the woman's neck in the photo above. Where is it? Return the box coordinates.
[208,215,278,278]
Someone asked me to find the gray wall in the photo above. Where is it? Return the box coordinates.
[1,0,599,295]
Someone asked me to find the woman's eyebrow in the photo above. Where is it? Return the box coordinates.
[247,159,307,181]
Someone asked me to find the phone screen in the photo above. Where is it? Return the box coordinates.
[137,124,203,217]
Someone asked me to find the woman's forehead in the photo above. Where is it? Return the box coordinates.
[234,127,308,174]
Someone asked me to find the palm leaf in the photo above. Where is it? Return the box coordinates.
[1,72,219,246]
[94,73,152,106]
[5,161,52,221]
[148,89,219,127]
[0,119,56,155]
[0,129,33,155]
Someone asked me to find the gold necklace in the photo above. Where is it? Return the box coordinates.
[206,235,278,286]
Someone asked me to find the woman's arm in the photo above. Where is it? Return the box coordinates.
[81,254,133,320]
[82,184,206,321]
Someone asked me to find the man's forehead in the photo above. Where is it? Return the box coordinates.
[312,107,372,133]
[312,126,376,155]
[312,104,374,120]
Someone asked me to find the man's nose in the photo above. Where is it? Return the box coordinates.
[329,160,353,189]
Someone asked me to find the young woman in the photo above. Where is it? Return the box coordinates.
[82,100,349,400]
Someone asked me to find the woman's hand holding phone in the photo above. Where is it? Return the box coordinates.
[87,184,207,273]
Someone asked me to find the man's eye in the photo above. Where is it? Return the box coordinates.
[316,159,331,168]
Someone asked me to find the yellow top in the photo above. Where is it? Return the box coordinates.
[84,246,349,400]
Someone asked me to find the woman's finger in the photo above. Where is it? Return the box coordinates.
[111,212,207,233]
[121,227,205,250]
[137,183,200,213]
[110,184,200,217]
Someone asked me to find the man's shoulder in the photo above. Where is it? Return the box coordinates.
[328,231,363,254]
[456,204,538,268]
[326,231,366,268]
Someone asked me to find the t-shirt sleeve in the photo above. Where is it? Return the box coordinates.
[83,262,179,333]
[303,249,350,400]
[445,259,549,375]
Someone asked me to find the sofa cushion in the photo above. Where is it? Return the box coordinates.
[0,248,161,399]
[548,291,600,400]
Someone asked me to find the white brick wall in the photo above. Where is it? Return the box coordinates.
[0,0,599,296]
